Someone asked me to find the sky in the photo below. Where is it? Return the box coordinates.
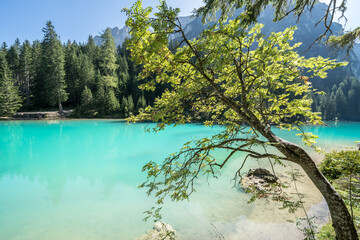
[320,0,360,31]
[0,0,359,45]
[0,0,204,45]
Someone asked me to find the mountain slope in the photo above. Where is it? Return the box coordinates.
[94,26,129,47]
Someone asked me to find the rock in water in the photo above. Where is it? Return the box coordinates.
[137,221,176,240]
[241,168,280,193]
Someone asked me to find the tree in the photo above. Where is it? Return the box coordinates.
[81,86,93,107]
[19,40,33,106]
[347,77,360,121]
[64,41,81,105]
[124,1,358,239]
[136,94,146,112]
[79,86,94,116]
[197,0,358,52]
[98,28,120,114]
[78,53,95,93]
[116,51,130,96]
[82,35,100,69]
[334,87,347,119]
[6,38,21,85]
[0,51,22,116]
[1,42,7,52]
[41,21,68,113]
[30,40,44,108]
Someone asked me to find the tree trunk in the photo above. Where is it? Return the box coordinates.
[58,100,63,115]
[223,95,357,238]
[25,71,30,106]
[272,134,358,240]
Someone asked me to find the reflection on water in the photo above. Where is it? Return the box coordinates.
[0,120,359,239]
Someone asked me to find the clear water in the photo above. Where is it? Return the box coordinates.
[0,120,359,240]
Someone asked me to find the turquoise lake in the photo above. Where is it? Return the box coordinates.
[0,120,359,240]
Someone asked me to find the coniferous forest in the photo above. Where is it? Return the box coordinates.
[1,20,360,120]
[0,21,162,118]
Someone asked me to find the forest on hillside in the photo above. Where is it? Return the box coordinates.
[0,20,360,120]
[0,21,165,118]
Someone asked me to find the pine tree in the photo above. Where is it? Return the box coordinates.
[334,87,348,120]
[122,95,134,117]
[19,40,33,106]
[6,38,21,85]
[347,78,360,121]
[31,40,44,108]
[127,95,134,114]
[78,53,95,93]
[81,86,93,107]
[83,35,100,69]
[79,86,93,116]
[136,94,146,111]
[0,51,22,116]
[104,89,120,114]
[122,96,128,116]
[1,42,7,52]
[41,21,68,113]
[98,28,120,114]
[64,41,81,105]
[116,52,129,96]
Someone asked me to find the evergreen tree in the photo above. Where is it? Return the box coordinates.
[347,78,360,121]
[64,41,81,105]
[122,95,135,117]
[334,87,348,120]
[83,35,100,69]
[1,42,7,52]
[41,21,68,113]
[136,94,146,111]
[116,51,130,96]
[104,89,120,114]
[118,40,140,100]
[127,95,134,115]
[0,51,22,116]
[81,86,93,107]
[94,69,106,115]
[79,86,93,116]
[122,96,128,116]
[6,39,21,85]
[31,40,44,108]
[78,53,95,90]
[19,40,33,106]
[98,28,120,114]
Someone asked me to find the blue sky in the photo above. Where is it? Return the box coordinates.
[0,0,204,45]
[0,0,359,45]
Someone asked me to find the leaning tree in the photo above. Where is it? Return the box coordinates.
[124,1,358,239]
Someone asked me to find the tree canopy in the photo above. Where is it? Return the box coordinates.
[41,21,68,112]
[0,50,22,116]
[124,1,358,238]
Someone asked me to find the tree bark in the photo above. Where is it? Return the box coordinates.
[271,133,358,240]
[58,100,63,115]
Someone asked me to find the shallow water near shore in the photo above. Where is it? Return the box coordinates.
[0,120,359,240]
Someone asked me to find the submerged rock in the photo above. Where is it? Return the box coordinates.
[241,168,280,193]
[138,221,176,240]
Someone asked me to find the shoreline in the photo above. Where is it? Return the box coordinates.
[1,110,74,120]
[3,112,360,124]
[0,110,125,121]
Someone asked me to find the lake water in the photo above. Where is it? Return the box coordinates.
[0,120,359,240]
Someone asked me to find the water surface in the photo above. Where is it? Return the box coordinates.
[0,120,359,240]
